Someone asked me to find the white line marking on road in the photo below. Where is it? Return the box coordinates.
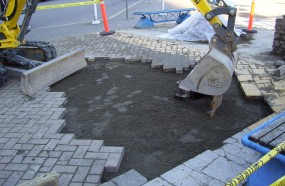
[33,0,143,30]
[108,0,144,19]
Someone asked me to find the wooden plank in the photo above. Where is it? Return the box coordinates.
[259,123,285,147]
[269,133,285,152]
[249,116,285,142]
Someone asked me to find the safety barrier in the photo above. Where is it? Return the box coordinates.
[133,8,195,29]
[226,111,285,186]
[36,0,100,10]
[242,0,257,33]
[36,0,115,36]
[226,140,285,186]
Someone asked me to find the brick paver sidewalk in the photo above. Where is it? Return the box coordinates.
[0,31,284,185]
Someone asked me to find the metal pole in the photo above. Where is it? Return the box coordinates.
[161,0,164,10]
[92,3,101,24]
[126,0,129,19]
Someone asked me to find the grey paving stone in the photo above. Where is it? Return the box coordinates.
[0,156,13,163]
[161,164,213,186]
[90,160,106,175]
[194,150,220,164]
[100,181,117,186]
[202,156,245,183]
[27,145,45,156]
[89,140,104,152]
[183,156,209,171]
[22,157,46,164]
[70,182,83,186]
[143,177,172,186]
[100,146,124,154]
[21,164,41,179]
[208,179,225,186]
[53,165,78,173]
[5,163,29,171]
[70,139,92,146]
[112,169,147,186]
[59,173,74,186]
[58,134,75,145]
[69,159,93,166]
[104,153,124,173]
[86,174,101,184]
[0,170,12,179]
[72,167,90,182]
[3,171,24,186]
[60,151,74,161]
[40,158,58,172]
[73,146,89,158]
[55,145,77,152]
[43,139,60,151]
[85,152,109,160]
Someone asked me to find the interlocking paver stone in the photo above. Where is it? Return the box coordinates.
[0,79,125,185]
[1,28,285,185]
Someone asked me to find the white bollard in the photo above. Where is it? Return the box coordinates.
[161,0,165,10]
[92,3,101,24]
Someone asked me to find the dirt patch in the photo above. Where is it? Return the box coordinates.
[51,60,272,180]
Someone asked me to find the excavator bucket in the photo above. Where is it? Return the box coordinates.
[21,48,86,96]
[179,47,238,96]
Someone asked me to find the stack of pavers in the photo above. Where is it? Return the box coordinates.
[272,15,285,60]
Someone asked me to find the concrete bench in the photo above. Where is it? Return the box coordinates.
[133,8,195,29]
[242,111,285,185]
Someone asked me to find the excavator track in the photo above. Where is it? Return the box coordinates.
[16,40,57,62]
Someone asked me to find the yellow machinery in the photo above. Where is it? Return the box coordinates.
[176,0,238,118]
[0,0,86,95]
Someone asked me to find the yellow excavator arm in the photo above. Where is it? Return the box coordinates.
[0,0,26,48]
[190,0,222,26]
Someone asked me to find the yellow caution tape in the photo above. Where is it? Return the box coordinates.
[36,0,101,10]
[271,175,285,186]
[225,141,285,186]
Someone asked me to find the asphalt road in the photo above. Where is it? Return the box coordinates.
[26,0,192,41]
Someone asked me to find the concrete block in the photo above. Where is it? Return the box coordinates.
[104,152,124,173]
[100,146,124,154]
[21,48,87,96]
[112,169,147,186]
[240,83,262,100]
[237,74,253,82]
